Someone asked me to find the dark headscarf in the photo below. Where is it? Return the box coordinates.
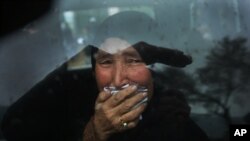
[90,11,192,70]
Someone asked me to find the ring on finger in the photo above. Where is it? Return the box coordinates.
[120,119,128,128]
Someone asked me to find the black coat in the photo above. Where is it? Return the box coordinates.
[1,64,209,141]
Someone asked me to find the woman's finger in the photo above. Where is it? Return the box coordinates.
[115,92,148,115]
[107,85,137,107]
[119,103,147,123]
[118,117,140,131]
[96,91,112,103]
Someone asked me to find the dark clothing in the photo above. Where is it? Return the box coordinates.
[1,64,209,141]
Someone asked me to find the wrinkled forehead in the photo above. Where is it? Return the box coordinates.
[98,37,133,54]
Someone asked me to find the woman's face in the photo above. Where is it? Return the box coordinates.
[94,37,154,99]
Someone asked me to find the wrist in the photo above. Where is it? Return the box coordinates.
[92,116,110,141]
[83,117,107,141]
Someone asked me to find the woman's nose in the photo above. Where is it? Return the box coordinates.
[112,62,128,87]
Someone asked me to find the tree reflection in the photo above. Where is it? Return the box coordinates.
[156,37,250,124]
[197,37,250,123]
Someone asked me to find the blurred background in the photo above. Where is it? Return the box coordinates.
[1,0,250,140]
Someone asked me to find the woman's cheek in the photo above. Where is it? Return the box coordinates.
[128,67,152,85]
[95,68,112,90]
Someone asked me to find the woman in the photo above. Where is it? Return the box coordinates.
[1,11,208,141]
[81,32,209,140]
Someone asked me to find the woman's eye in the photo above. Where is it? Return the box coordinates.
[99,59,113,64]
[97,59,113,67]
[127,58,142,64]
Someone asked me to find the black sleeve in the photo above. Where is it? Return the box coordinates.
[1,64,69,141]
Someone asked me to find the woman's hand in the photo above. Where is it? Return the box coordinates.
[91,85,147,141]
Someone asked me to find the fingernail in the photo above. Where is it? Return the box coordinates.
[142,92,147,97]
[103,87,109,92]
[131,85,137,90]
[142,97,148,103]
[121,84,130,89]
[139,115,143,120]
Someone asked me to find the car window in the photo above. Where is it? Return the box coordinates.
[1,0,250,140]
